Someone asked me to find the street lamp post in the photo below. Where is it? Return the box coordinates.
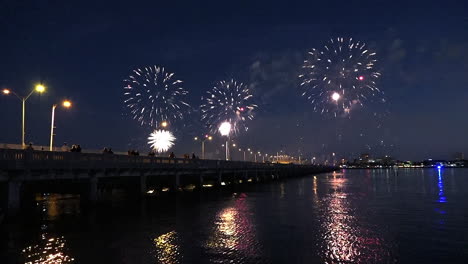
[218,122,231,161]
[2,84,46,148]
[194,135,212,159]
[50,100,72,151]
[239,148,246,161]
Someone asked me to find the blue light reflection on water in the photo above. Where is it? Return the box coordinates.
[437,168,447,204]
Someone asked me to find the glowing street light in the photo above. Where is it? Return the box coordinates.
[50,100,72,151]
[331,92,340,101]
[35,84,46,93]
[218,121,231,160]
[62,100,72,108]
[1,84,46,147]
[238,148,246,161]
[218,122,231,136]
[194,134,213,159]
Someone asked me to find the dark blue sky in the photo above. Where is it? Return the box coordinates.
[1,0,467,160]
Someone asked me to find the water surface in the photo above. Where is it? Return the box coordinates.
[2,168,468,263]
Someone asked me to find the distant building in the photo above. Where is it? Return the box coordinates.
[360,153,370,162]
[453,152,464,160]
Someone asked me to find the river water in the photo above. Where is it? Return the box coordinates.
[1,168,468,263]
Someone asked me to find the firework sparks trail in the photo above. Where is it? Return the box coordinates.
[148,130,176,153]
[299,37,384,117]
[201,79,257,135]
[123,66,190,127]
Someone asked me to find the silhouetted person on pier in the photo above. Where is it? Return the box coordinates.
[192,153,196,159]
[108,148,113,154]
[76,145,82,153]
[103,148,109,154]
[169,152,175,158]
[26,143,34,150]
[61,143,70,152]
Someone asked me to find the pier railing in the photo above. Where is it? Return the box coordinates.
[0,148,313,171]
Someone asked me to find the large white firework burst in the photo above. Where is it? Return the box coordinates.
[123,66,190,127]
[148,130,176,153]
[299,37,384,117]
[201,79,257,134]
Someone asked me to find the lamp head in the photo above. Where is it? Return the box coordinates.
[218,121,231,136]
[35,84,46,93]
[331,92,340,101]
[62,100,72,108]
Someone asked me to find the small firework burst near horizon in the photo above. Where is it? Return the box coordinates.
[200,79,257,135]
[123,66,190,127]
[148,130,175,153]
[299,37,384,117]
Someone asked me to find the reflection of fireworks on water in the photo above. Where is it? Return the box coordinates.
[299,37,384,117]
[123,66,190,127]
[22,234,74,264]
[201,79,257,134]
[154,231,180,264]
[318,175,395,263]
[205,194,260,259]
[148,130,176,153]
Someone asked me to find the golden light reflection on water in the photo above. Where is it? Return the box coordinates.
[154,231,180,264]
[205,194,259,259]
[313,176,318,196]
[319,174,390,263]
[21,234,74,264]
[35,194,80,220]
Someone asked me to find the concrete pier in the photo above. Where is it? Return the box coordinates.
[0,148,336,214]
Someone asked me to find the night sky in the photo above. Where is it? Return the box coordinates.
[1,0,467,161]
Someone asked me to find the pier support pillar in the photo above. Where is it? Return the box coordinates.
[89,176,98,202]
[198,172,205,188]
[7,180,22,212]
[140,174,147,194]
[217,171,222,186]
[173,173,181,190]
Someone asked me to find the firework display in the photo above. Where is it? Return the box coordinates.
[148,130,176,153]
[123,66,190,127]
[299,37,383,117]
[201,79,257,134]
